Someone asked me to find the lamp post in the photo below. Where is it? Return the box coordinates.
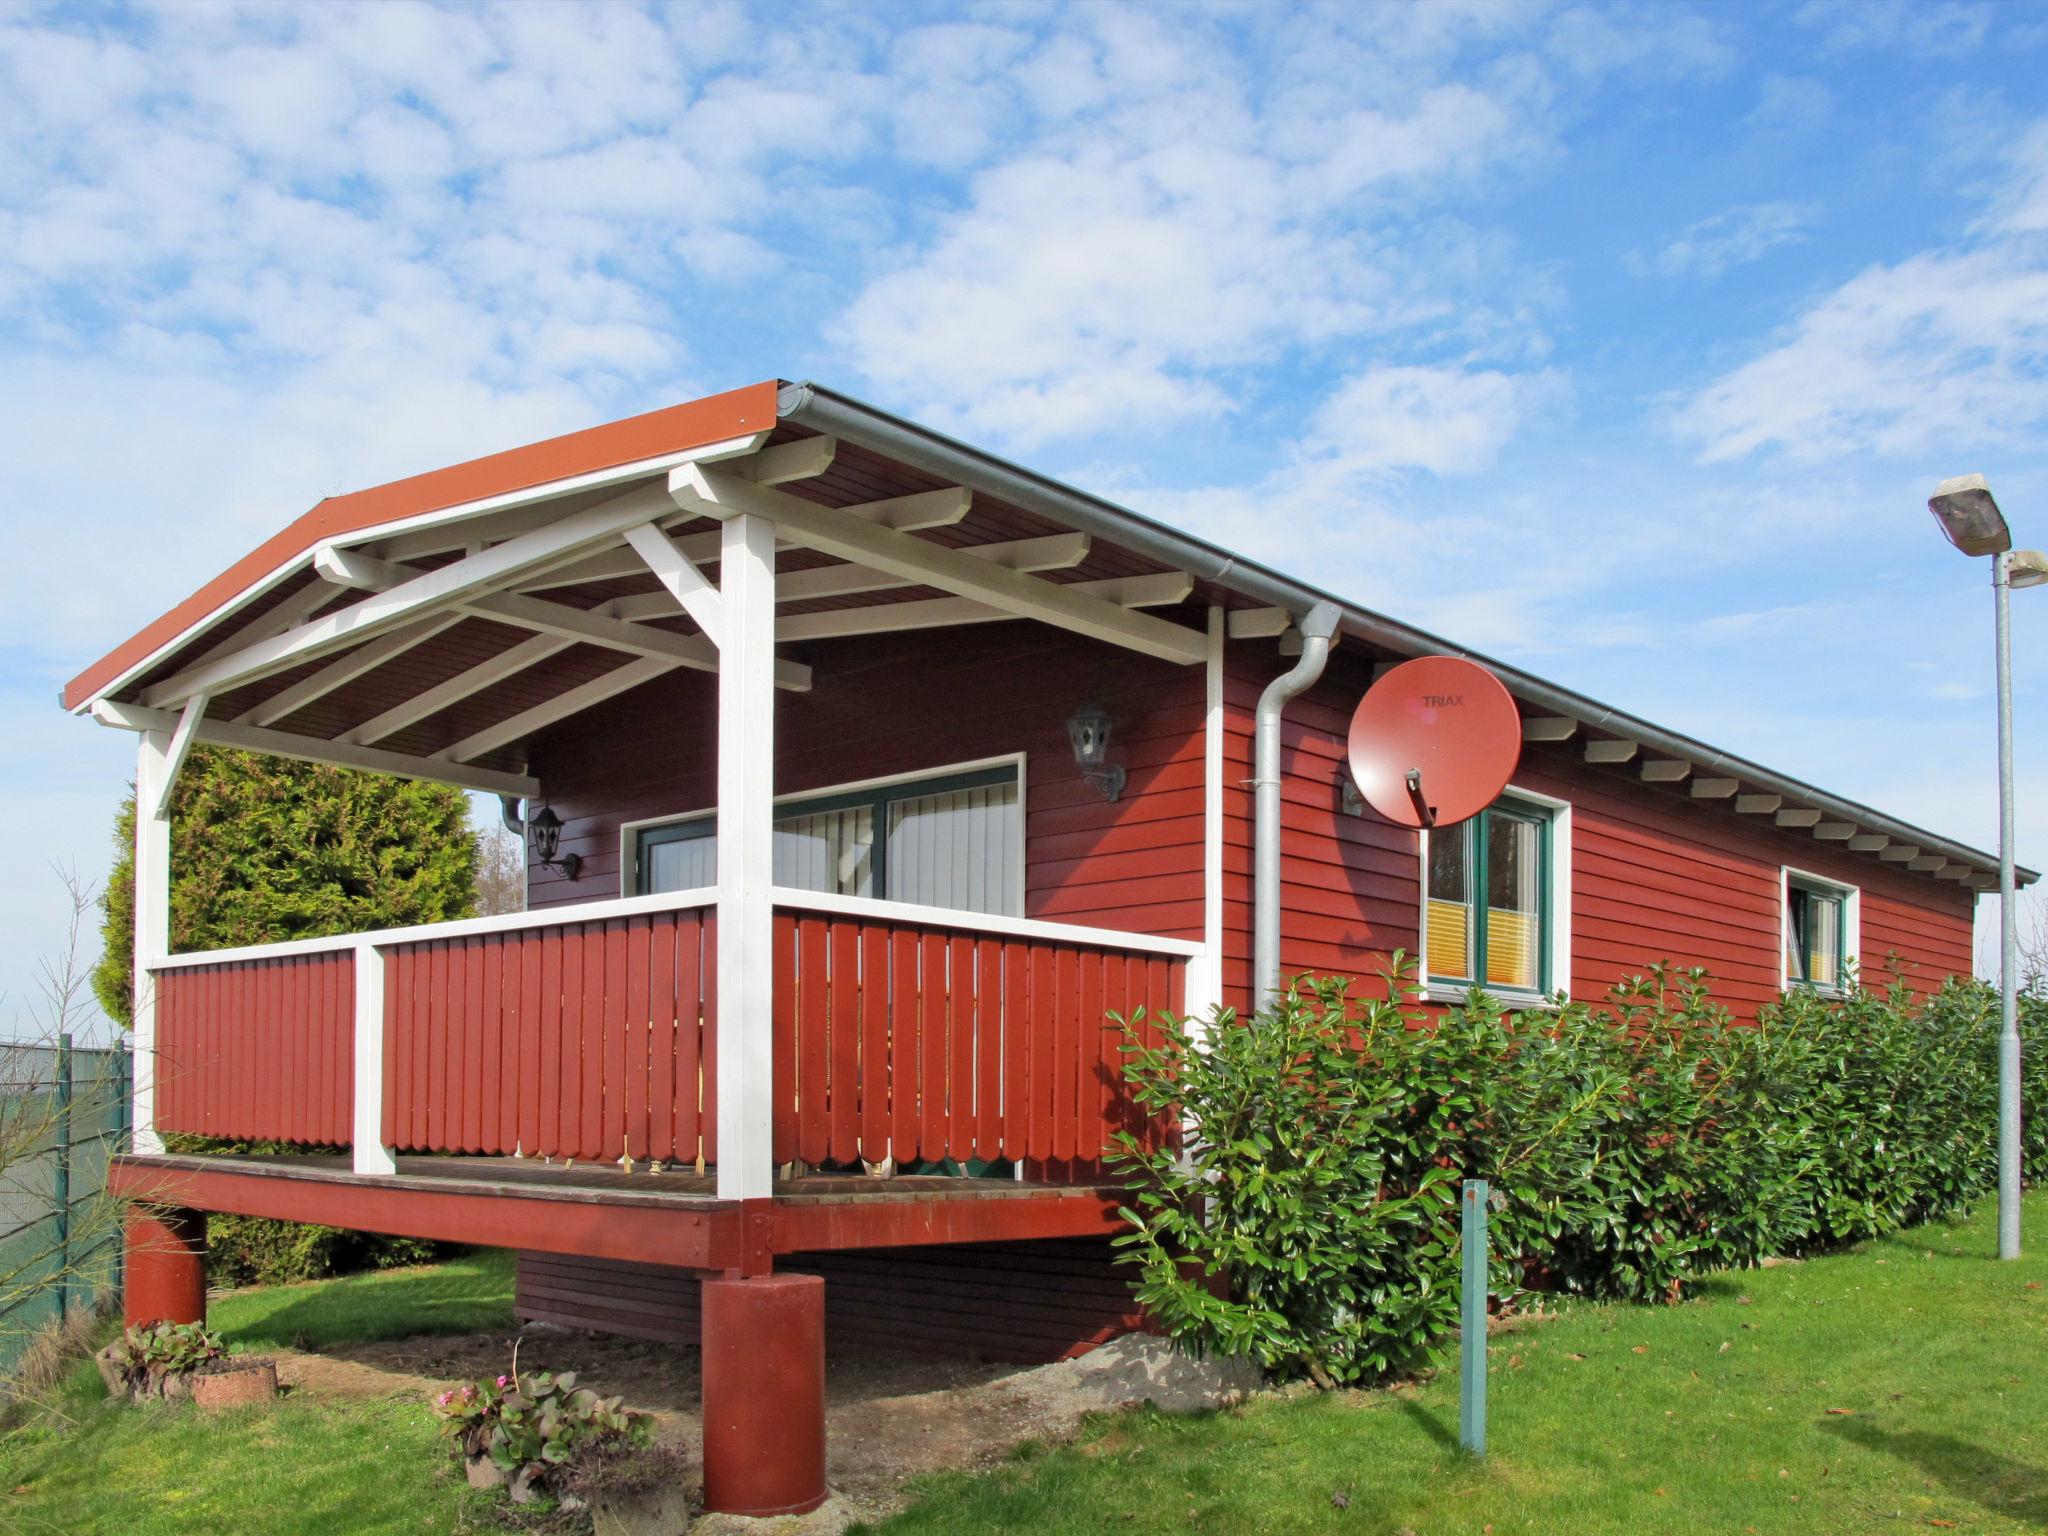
[1927,474,2048,1260]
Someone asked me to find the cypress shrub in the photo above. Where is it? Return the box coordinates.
[1113,963,2045,1387]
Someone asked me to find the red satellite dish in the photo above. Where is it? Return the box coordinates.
[1346,656,1521,830]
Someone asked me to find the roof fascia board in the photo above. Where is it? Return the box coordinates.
[63,382,780,713]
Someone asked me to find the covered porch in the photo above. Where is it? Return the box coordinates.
[77,381,1232,1515]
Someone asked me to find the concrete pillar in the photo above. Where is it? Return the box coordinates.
[700,1272,826,1516]
[124,1206,206,1327]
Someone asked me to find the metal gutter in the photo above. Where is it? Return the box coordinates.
[779,381,2034,886]
[1254,601,1342,1009]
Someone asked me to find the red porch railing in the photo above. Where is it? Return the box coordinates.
[155,949,355,1146]
[382,904,715,1164]
[145,888,1193,1178]
[771,895,1181,1169]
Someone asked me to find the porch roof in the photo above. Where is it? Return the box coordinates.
[64,379,2031,888]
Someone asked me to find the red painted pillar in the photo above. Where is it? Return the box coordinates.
[124,1206,207,1327]
[700,1272,827,1516]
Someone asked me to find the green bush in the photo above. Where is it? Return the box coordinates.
[1113,961,2045,1387]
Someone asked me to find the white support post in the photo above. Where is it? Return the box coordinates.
[352,943,397,1176]
[716,513,777,1201]
[132,731,171,1155]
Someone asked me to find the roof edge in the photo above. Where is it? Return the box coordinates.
[780,381,2035,887]
[61,381,781,712]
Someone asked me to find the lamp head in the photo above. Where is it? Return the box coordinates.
[2011,549,2048,590]
[1928,473,2012,557]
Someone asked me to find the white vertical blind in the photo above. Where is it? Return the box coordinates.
[888,782,1020,916]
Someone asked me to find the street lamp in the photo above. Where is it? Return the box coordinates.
[1928,474,2047,1260]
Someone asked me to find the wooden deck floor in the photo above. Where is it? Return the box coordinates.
[109,1152,1131,1271]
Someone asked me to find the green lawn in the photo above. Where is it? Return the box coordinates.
[0,1251,515,1536]
[6,1207,2048,1535]
[864,1193,2048,1535]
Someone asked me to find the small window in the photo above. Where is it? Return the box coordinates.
[1427,799,1555,996]
[634,763,1021,917]
[1785,875,1853,993]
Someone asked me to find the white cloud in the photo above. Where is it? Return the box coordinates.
[1795,0,1992,56]
[1308,364,1556,477]
[1672,244,2048,463]
[1652,202,1809,278]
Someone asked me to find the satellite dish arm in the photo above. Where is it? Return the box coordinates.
[1253,601,1343,1012]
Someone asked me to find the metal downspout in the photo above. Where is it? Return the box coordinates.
[1254,602,1342,1012]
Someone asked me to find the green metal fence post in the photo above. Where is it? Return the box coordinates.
[1461,1178,1487,1457]
[114,1041,132,1304]
[53,1033,73,1325]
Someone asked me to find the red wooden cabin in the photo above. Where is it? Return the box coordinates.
[66,380,2033,1514]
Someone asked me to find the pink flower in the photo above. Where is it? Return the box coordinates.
[435,1391,452,1406]
[496,1374,511,1388]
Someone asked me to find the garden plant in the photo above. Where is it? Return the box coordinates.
[1113,960,2047,1386]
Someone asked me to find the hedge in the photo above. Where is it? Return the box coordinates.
[1112,961,2045,1387]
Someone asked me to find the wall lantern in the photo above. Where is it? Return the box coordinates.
[526,804,582,880]
[1066,699,1126,803]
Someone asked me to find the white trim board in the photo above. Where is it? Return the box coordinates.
[1415,783,1573,1008]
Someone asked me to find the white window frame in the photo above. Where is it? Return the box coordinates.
[1415,784,1572,1007]
[1781,865,1859,997]
[618,750,1029,914]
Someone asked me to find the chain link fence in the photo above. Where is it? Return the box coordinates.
[0,1037,130,1380]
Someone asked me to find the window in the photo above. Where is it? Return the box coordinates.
[632,762,1022,917]
[1425,797,1560,998]
[1784,873,1856,993]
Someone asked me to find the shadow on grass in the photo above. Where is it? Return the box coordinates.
[214,1254,515,1352]
[1822,1417,2048,1525]
[1395,1395,1459,1451]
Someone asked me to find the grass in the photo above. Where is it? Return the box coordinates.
[863,1193,2048,1535]
[0,1250,515,1536]
[5,1205,2048,1535]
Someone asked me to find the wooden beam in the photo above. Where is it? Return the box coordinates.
[341,633,572,747]
[1879,844,1920,863]
[1226,607,1293,641]
[235,614,464,727]
[673,466,1205,665]
[141,480,679,707]
[1936,864,1975,881]
[623,523,724,647]
[1735,793,1782,814]
[1585,739,1637,764]
[1641,759,1691,783]
[732,436,836,486]
[436,655,677,764]
[772,573,1195,644]
[92,699,538,798]
[150,695,208,821]
[1690,777,1739,798]
[1847,833,1890,852]
[1521,717,1577,742]
[1908,854,1946,871]
[1814,822,1856,841]
[468,592,827,690]
[1776,808,1823,828]
[774,532,1092,603]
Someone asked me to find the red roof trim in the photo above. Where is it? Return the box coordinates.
[63,381,782,712]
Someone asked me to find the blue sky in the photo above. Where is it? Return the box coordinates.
[3,0,2046,1036]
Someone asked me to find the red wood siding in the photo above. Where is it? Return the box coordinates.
[525,618,1974,1033]
[527,622,1210,940]
[382,906,715,1165]
[515,1238,1146,1363]
[155,951,354,1145]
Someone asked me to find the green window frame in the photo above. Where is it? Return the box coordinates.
[632,762,1022,911]
[1784,877,1849,994]
[1425,798,1555,998]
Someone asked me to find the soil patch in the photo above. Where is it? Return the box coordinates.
[270,1325,1258,1532]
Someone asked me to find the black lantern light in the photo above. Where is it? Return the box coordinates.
[526,804,582,880]
[1066,698,1126,803]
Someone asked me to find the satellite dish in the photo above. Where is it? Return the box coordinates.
[1346,656,1521,830]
